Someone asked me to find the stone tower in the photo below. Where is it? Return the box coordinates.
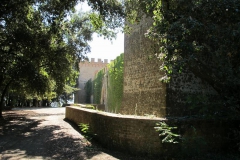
[121,16,216,117]
[74,58,108,104]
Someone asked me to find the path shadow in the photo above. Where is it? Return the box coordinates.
[63,118,153,160]
[0,111,98,159]
[0,110,153,160]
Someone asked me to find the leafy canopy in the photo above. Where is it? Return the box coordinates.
[0,0,125,116]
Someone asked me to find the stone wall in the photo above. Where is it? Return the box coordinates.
[65,106,163,157]
[74,58,108,104]
[65,106,239,157]
[121,16,217,117]
[121,17,167,117]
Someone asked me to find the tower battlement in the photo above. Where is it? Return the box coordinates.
[75,58,108,104]
[79,58,108,68]
[88,58,108,64]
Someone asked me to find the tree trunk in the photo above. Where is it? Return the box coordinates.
[0,80,12,118]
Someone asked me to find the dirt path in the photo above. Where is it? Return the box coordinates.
[0,108,144,160]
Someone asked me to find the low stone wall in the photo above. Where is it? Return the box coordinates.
[65,106,239,158]
[65,106,164,157]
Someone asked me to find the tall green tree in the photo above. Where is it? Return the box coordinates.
[0,0,124,117]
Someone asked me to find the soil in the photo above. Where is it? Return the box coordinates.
[0,107,149,160]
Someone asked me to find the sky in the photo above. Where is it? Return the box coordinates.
[87,33,124,62]
[75,2,124,62]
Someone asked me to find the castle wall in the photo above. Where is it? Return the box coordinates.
[66,106,238,157]
[121,16,217,117]
[121,17,167,117]
[74,58,108,104]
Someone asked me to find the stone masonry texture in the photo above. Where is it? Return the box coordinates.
[121,16,217,117]
[66,106,239,157]
[74,58,108,104]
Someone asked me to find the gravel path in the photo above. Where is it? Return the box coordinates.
[0,108,145,160]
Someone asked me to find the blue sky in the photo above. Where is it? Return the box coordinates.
[75,2,124,62]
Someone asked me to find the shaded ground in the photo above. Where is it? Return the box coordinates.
[1,108,239,160]
[0,108,149,160]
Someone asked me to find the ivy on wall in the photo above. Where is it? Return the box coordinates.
[93,70,104,104]
[84,79,92,103]
[107,53,124,112]
[90,53,124,112]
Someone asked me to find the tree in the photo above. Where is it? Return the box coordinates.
[0,0,61,116]
[0,0,124,117]
[124,0,240,115]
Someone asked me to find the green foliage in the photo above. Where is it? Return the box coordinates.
[90,54,123,111]
[85,105,95,109]
[60,84,79,104]
[86,0,124,30]
[0,0,82,114]
[89,13,116,40]
[155,122,180,144]
[78,123,96,140]
[79,123,90,134]
[155,122,209,159]
[0,0,125,116]
[124,0,240,115]
[84,79,93,104]
[107,53,124,112]
[93,70,104,104]
[63,12,94,61]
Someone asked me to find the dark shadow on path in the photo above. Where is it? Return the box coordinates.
[0,111,101,159]
[64,118,153,160]
[0,110,152,160]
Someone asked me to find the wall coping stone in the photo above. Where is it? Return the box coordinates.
[65,106,240,158]
[68,106,166,120]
